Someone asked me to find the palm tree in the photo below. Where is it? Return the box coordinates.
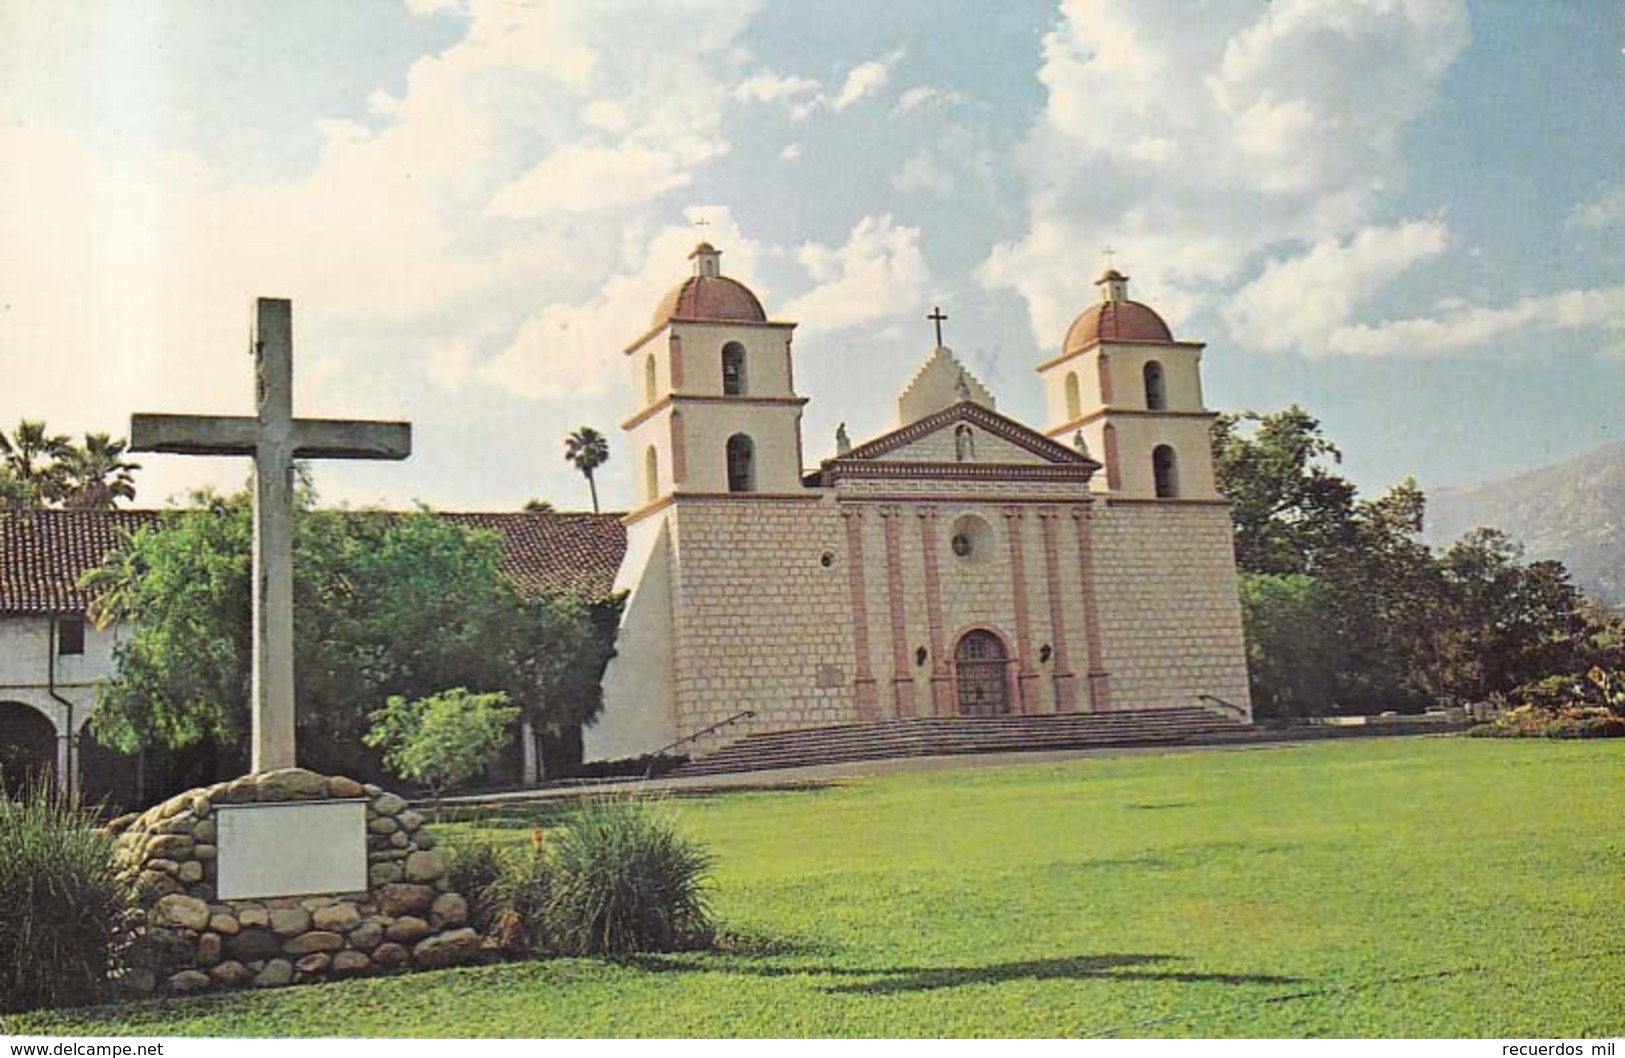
[564,427,610,514]
[0,420,72,508]
[59,432,141,509]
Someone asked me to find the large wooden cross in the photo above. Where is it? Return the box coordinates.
[131,298,411,773]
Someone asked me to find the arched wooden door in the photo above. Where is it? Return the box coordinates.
[955,631,1011,717]
[0,701,57,798]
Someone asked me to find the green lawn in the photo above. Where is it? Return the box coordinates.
[14,737,1625,1037]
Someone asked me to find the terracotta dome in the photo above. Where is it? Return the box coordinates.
[1062,268,1172,353]
[650,243,767,326]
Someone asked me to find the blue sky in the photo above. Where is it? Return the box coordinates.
[2,1,1622,514]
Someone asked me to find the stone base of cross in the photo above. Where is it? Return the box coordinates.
[132,298,411,772]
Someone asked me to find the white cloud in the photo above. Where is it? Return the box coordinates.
[1224,220,1451,353]
[893,86,962,116]
[835,48,905,110]
[791,47,906,120]
[983,0,1472,348]
[405,0,463,16]
[781,214,928,333]
[479,210,768,399]
[733,72,819,104]
[1571,184,1625,231]
[894,151,957,198]
[485,136,727,219]
[780,143,802,162]
[580,99,632,132]
[1325,282,1625,358]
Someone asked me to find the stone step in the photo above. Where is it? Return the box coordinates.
[668,708,1245,778]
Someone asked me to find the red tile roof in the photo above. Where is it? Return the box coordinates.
[0,508,626,615]
[439,512,626,602]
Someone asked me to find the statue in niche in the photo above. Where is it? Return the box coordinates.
[954,423,975,462]
[955,370,972,402]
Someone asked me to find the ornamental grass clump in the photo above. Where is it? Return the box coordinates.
[545,796,713,956]
[0,779,134,1013]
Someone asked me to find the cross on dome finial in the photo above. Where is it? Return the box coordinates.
[927,306,948,348]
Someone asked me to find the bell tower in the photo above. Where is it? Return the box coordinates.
[621,243,805,509]
[1036,268,1219,501]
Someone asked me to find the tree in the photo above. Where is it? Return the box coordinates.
[84,491,615,788]
[1211,407,1357,576]
[1237,573,1343,719]
[1428,529,1585,703]
[564,427,609,514]
[58,433,141,509]
[0,420,72,508]
[363,688,519,805]
[0,422,140,510]
[1214,408,1437,711]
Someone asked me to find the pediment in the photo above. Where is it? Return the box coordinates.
[819,402,1099,485]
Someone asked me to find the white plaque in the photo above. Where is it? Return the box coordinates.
[216,800,368,900]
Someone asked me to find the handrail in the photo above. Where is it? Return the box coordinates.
[651,709,757,760]
[1196,694,1249,721]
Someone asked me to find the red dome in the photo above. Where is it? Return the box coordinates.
[1063,300,1173,351]
[651,242,767,326]
[651,275,767,326]
[1063,268,1173,352]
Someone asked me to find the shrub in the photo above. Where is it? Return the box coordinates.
[363,687,520,804]
[444,834,506,930]
[445,827,552,956]
[1469,703,1625,739]
[0,780,133,1013]
[545,796,712,956]
[487,836,553,957]
[1469,667,1625,739]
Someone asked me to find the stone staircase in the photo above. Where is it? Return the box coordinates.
[666,706,1248,778]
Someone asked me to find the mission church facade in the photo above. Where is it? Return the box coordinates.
[588,243,1251,760]
[1,244,1251,795]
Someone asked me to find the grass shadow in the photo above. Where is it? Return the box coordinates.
[623,949,1302,995]
[822,954,1303,995]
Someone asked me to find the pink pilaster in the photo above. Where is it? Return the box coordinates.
[842,507,879,720]
[1038,509,1078,713]
[917,505,952,716]
[1003,507,1039,714]
[881,506,916,718]
[668,334,684,390]
[1072,507,1112,711]
[670,411,687,485]
[1104,423,1121,492]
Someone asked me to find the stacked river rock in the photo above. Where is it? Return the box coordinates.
[106,768,481,994]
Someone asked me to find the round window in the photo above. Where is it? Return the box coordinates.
[948,514,993,562]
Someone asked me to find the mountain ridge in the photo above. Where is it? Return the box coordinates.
[1423,441,1625,606]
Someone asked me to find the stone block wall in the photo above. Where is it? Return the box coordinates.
[107,768,480,994]
[667,495,856,745]
[1091,501,1252,713]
